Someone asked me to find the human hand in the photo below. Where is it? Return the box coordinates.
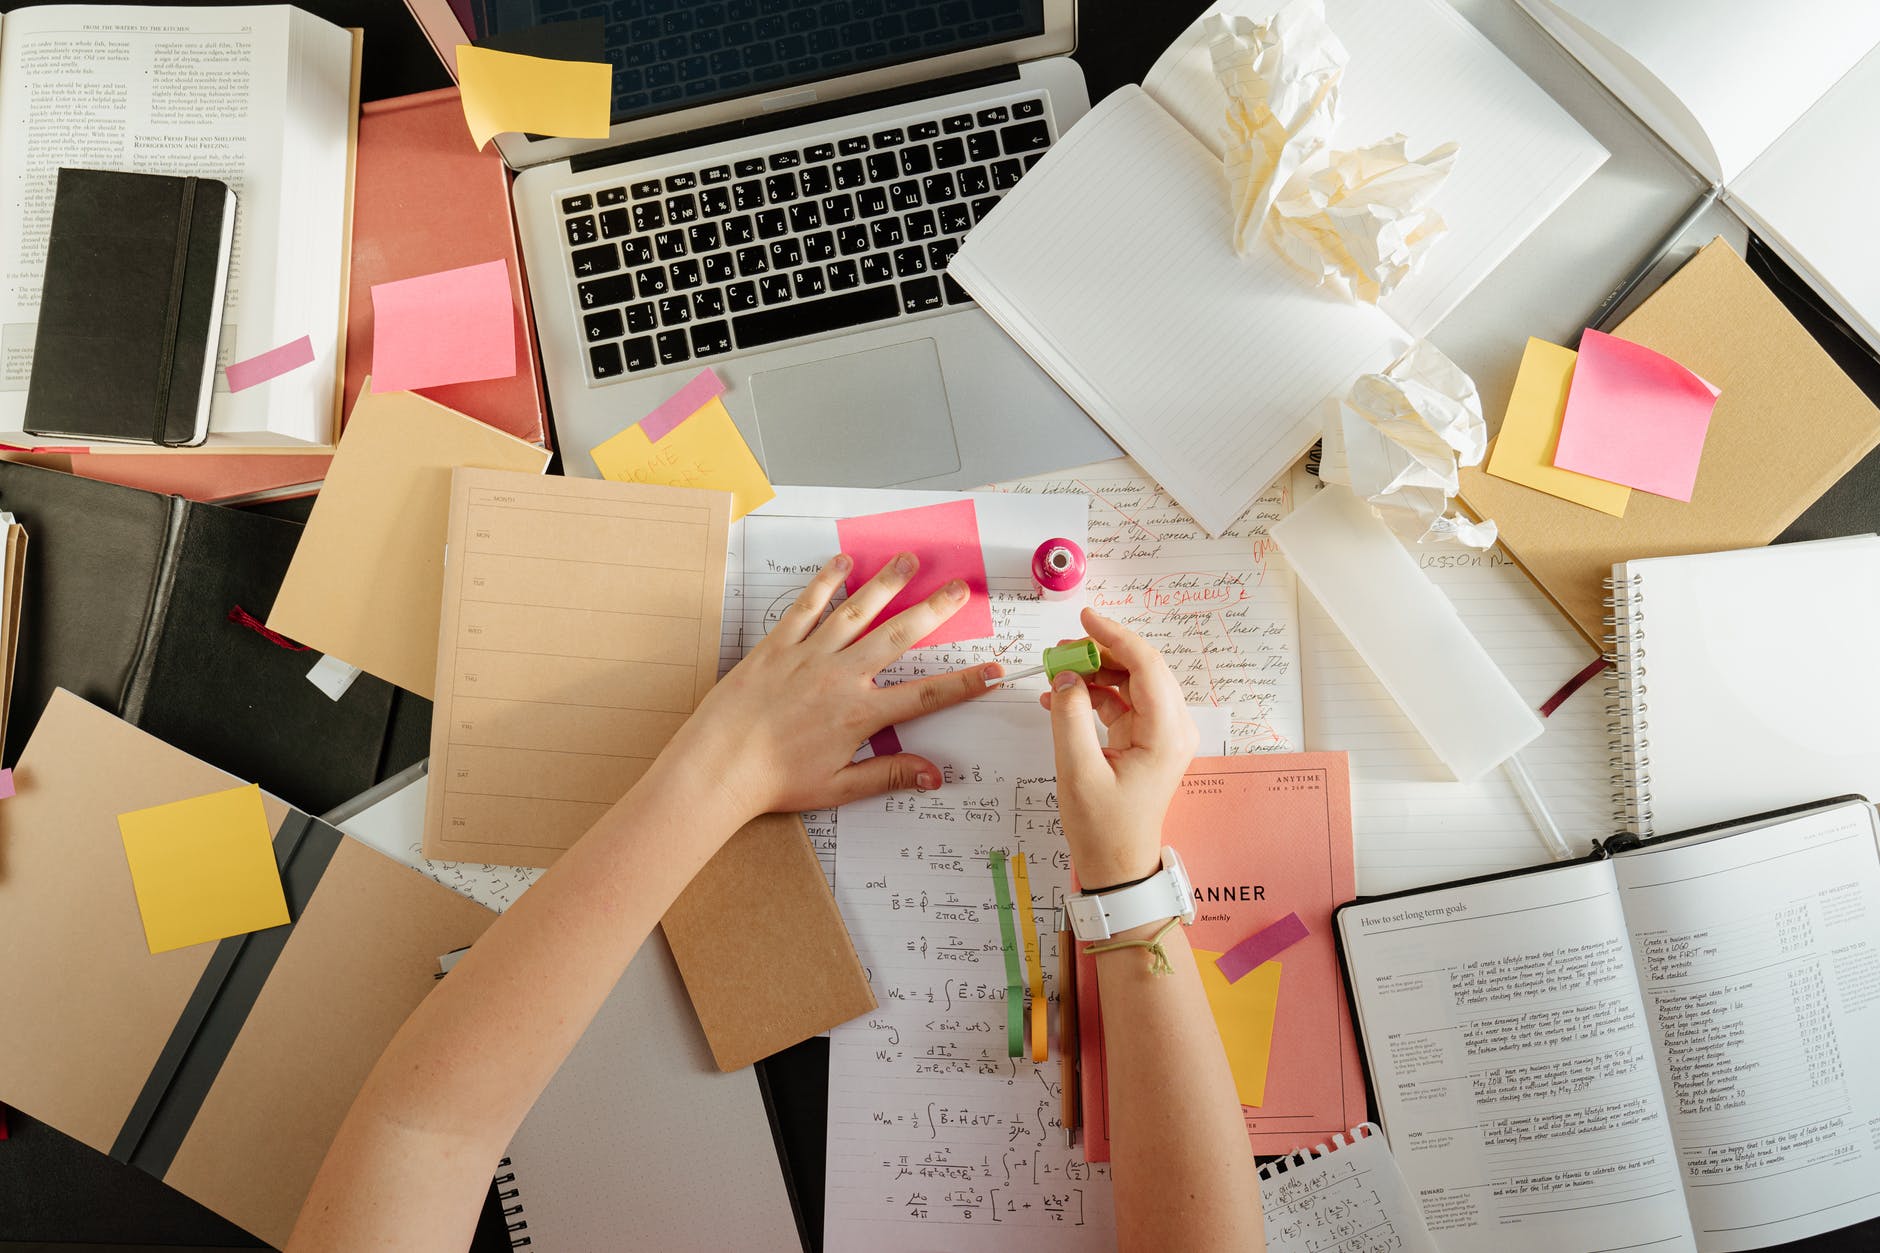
[1040,609,1199,890]
[676,552,1001,825]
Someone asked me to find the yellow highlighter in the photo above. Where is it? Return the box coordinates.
[986,638,1101,687]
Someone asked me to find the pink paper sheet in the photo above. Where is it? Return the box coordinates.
[370,259,517,393]
[834,499,993,649]
[1551,329,1719,501]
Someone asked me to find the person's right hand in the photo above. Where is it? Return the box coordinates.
[1041,608,1199,891]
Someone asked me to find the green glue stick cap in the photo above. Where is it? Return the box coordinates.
[1041,638,1101,679]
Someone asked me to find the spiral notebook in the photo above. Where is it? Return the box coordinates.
[1259,1124,1436,1253]
[1605,534,1880,836]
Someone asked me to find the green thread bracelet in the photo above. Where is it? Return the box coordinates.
[1083,917,1184,975]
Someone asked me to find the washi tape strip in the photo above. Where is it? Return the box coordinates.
[1216,910,1310,984]
[989,849,1025,1059]
[1010,852,1048,1063]
[639,367,725,442]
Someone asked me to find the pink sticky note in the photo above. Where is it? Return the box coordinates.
[641,368,726,441]
[1551,329,1720,501]
[370,259,517,393]
[224,335,315,392]
[1215,911,1309,983]
[834,499,994,649]
[0,768,13,800]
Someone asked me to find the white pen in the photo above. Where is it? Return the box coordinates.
[1504,751,1573,861]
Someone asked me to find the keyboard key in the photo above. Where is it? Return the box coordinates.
[572,242,620,276]
[599,207,633,238]
[788,202,821,232]
[793,267,826,299]
[860,253,893,284]
[562,193,593,213]
[833,158,865,189]
[577,273,635,308]
[590,340,624,378]
[623,335,656,371]
[889,180,921,211]
[565,215,598,245]
[827,259,861,290]
[976,106,1009,126]
[800,164,832,196]
[921,173,956,203]
[939,203,972,234]
[734,157,766,177]
[872,127,905,147]
[933,138,966,168]
[630,178,662,198]
[732,286,900,349]
[1012,98,1043,119]
[866,152,899,182]
[837,135,869,155]
[692,288,725,319]
[991,159,1024,190]
[971,196,1001,222]
[858,186,890,216]
[726,280,759,311]
[1025,152,1044,170]
[942,113,973,133]
[597,186,628,206]
[768,238,803,269]
[900,276,943,313]
[733,180,764,210]
[837,224,870,255]
[666,194,699,224]
[870,218,903,248]
[701,164,732,184]
[766,150,801,170]
[614,235,652,271]
[657,330,690,364]
[702,251,736,284]
[821,193,856,224]
[669,259,703,290]
[654,229,687,260]
[625,302,656,333]
[1002,120,1050,154]
[759,274,792,304]
[633,202,664,231]
[928,238,959,271]
[944,273,972,305]
[755,208,789,239]
[904,210,938,241]
[893,245,926,276]
[958,165,990,197]
[723,214,755,245]
[691,320,732,356]
[736,245,769,275]
[664,171,697,191]
[659,295,693,325]
[899,146,933,176]
[584,307,624,341]
[688,222,721,252]
[699,186,732,216]
[635,266,670,297]
[909,120,939,140]
[804,230,836,262]
[967,132,999,163]
[804,143,834,162]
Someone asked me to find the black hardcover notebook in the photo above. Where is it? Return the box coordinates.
[0,462,395,812]
[23,168,235,447]
[1333,797,1880,1253]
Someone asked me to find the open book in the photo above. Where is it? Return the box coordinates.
[0,5,359,450]
[1336,797,1880,1253]
[952,0,1606,535]
[1518,0,1880,353]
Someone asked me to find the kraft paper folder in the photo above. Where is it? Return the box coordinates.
[0,692,496,1247]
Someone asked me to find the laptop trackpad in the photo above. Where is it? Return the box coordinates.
[748,339,961,487]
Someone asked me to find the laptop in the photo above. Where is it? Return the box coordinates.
[401,0,1122,488]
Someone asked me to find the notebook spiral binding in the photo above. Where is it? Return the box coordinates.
[495,1156,532,1248]
[1602,573,1652,836]
[1255,1121,1381,1181]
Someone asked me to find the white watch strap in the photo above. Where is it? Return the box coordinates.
[1067,868,1189,941]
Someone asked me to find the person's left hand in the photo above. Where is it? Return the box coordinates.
[674,551,1001,824]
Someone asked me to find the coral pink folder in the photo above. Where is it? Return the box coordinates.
[69,87,548,503]
[1077,753,1365,1159]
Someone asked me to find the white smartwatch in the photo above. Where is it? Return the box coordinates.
[1066,847,1197,942]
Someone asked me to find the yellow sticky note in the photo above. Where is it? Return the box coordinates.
[1484,337,1631,517]
[590,397,775,520]
[118,783,289,955]
[1193,949,1282,1107]
[455,45,612,150]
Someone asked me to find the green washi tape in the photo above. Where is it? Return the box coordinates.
[989,849,1026,1059]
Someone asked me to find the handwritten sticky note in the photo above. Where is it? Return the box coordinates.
[591,398,774,520]
[117,783,289,955]
[1551,329,1720,502]
[1194,950,1282,1107]
[455,44,612,150]
[834,499,993,649]
[370,260,517,394]
[1216,911,1309,984]
[224,335,315,393]
[1484,338,1631,517]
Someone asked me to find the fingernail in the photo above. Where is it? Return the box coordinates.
[916,771,939,791]
[944,578,967,600]
[895,552,917,576]
[981,662,1004,682]
[831,553,851,573]
[1054,670,1079,691]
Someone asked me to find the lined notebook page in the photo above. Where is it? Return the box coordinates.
[951,85,1404,537]
[1143,0,1607,340]
[1260,1124,1438,1253]
[423,470,728,867]
[1298,482,1608,894]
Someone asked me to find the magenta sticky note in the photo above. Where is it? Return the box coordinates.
[1550,329,1720,502]
[640,368,726,442]
[224,335,315,392]
[0,768,13,800]
[370,259,518,393]
[1216,911,1309,984]
[834,499,994,649]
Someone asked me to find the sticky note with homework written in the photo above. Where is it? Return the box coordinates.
[591,396,773,520]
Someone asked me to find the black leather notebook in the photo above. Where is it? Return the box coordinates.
[0,462,396,813]
[23,168,235,447]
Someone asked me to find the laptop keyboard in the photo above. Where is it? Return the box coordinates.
[557,95,1053,382]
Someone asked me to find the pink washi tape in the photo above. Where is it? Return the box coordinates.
[1031,538,1086,600]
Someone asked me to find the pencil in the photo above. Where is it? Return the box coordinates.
[1058,909,1079,1147]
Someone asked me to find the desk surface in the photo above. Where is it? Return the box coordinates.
[0,1,1873,1250]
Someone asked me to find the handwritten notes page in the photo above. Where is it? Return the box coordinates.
[335,772,540,913]
[825,704,1113,1250]
[1260,1124,1438,1253]
[999,459,1304,755]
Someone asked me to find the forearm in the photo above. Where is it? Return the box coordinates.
[1097,922,1264,1252]
[288,727,748,1252]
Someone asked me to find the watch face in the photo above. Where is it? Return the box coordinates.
[1164,847,1199,924]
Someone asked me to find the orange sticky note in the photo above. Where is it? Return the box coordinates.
[1194,950,1282,1106]
[591,396,774,520]
[455,44,612,150]
[1484,338,1631,517]
[117,783,289,955]
[1551,329,1720,502]
[370,259,517,393]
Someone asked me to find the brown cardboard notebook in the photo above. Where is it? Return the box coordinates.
[267,387,550,696]
[1459,239,1880,647]
[0,691,495,1247]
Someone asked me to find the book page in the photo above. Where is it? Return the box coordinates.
[1613,802,1880,1251]
[997,459,1304,755]
[0,4,349,439]
[1339,864,1698,1253]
